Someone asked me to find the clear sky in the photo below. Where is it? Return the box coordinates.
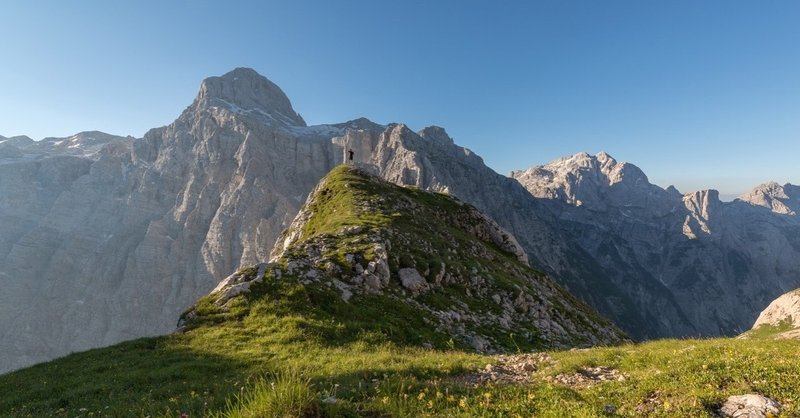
[2,1,799,199]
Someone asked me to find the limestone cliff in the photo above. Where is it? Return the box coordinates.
[0,69,341,373]
[742,289,800,340]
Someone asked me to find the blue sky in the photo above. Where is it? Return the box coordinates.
[1,1,798,198]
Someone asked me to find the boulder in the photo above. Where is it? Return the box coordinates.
[398,268,428,293]
[718,394,782,418]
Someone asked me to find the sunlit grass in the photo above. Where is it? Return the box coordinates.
[4,310,800,417]
[210,371,319,418]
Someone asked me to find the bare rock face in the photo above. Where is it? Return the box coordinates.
[512,152,800,338]
[752,289,800,329]
[744,289,800,339]
[193,67,306,127]
[0,69,340,373]
[739,181,800,215]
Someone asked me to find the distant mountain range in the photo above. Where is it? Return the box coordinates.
[512,153,800,338]
[1,67,798,373]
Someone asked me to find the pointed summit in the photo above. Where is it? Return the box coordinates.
[194,67,306,126]
[417,125,454,146]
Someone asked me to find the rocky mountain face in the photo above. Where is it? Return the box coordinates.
[0,68,344,373]
[186,165,627,351]
[0,68,648,373]
[511,152,800,338]
[2,68,796,373]
[0,131,134,370]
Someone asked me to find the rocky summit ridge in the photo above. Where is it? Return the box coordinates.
[183,165,626,351]
[738,181,800,215]
[192,67,306,127]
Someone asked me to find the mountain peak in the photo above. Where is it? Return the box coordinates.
[512,151,647,189]
[194,67,306,126]
[738,181,799,215]
[418,125,455,146]
[747,181,787,197]
[745,288,800,339]
[541,151,621,173]
[510,151,666,213]
[595,150,615,164]
[0,135,34,147]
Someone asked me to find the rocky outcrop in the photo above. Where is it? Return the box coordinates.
[742,289,800,339]
[397,268,428,293]
[718,394,782,418]
[752,289,800,328]
[512,152,800,338]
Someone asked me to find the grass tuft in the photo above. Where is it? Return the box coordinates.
[212,370,319,418]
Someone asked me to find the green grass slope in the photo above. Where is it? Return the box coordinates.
[4,329,800,417]
[3,166,799,417]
